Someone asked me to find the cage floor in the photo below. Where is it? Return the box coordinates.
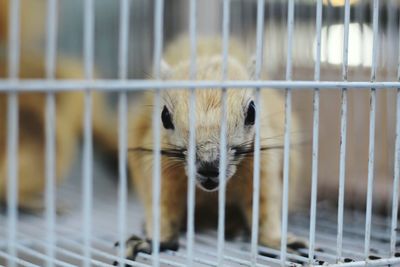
[1,152,400,267]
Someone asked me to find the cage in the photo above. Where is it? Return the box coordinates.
[0,0,400,266]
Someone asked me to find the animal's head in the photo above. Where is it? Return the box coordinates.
[160,56,257,191]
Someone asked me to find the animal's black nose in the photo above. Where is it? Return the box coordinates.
[198,161,220,178]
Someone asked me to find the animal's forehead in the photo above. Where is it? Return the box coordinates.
[170,55,249,81]
[162,89,252,113]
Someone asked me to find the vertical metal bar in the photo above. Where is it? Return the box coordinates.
[186,0,197,266]
[218,0,230,266]
[117,0,130,265]
[221,0,230,81]
[390,11,400,258]
[45,0,58,266]
[250,0,264,266]
[364,0,379,259]
[6,0,21,266]
[82,0,94,266]
[152,0,164,266]
[280,0,294,264]
[342,0,351,82]
[308,0,323,264]
[337,0,350,262]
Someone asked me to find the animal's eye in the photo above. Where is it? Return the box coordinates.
[161,106,175,130]
[245,101,256,126]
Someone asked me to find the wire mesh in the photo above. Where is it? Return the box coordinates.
[1,0,400,267]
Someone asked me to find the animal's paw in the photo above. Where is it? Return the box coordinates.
[259,233,308,255]
[113,235,179,266]
[287,233,308,254]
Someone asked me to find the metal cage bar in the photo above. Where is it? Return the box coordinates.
[280,0,295,264]
[3,80,400,92]
[44,0,58,266]
[116,0,130,265]
[390,9,400,257]
[217,0,230,266]
[3,1,400,267]
[6,0,21,266]
[186,0,197,266]
[250,0,265,265]
[82,0,95,266]
[308,0,323,264]
[364,0,380,260]
[151,0,165,266]
[337,0,351,262]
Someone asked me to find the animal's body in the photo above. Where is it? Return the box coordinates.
[0,4,117,210]
[0,53,117,210]
[126,36,305,258]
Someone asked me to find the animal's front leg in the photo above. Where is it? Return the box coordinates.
[122,172,187,264]
[241,156,307,252]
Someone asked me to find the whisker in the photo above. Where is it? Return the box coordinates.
[128,146,187,161]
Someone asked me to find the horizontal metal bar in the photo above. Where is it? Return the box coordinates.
[14,216,148,267]
[329,257,400,267]
[0,80,400,92]
[0,251,39,267]
[15,245,75,267]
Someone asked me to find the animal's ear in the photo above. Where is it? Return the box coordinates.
[160,59,173,80]
[247,55,257,80]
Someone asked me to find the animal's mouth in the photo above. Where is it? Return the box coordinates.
[198,178,219,192]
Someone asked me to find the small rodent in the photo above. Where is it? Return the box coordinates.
[0,1,118,211]
[0,54,118,211]
[125,36,306,260]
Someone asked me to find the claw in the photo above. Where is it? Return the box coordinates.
[113,235,180,266]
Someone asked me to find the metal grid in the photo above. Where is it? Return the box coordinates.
[1,0,400,267]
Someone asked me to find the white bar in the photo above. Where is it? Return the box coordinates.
[84,0,94,80]
[251,88,261,266]
[3,80,400,92]
[337,0,351,261]
[336,86,348,262]
[117,0,130,265]
[0,251,39,267]
[280,88,291,265]
[15,220,147,267]
[250,0,264,265]
[314,0,323,82]
[390,12,400,257]
[308,0,323,263]
[221,0,230,80]
[217,0,230,265]
[186,0,197,266]
[118,0,130,81]
[8,0,20,80]
[6,0,21,266]
[329,258,400,267]
[342,0,351,81]
[82,93,93,267]
[44,0,58,266]
[364,88,376,258]
[152,0,164,266]
[364,0,379,260]
[16,245,75,267]
[6,94,18,267]
[280,0,294,264]
[82,0,94,266]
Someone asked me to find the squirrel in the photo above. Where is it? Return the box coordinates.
[0,0,118,211]
[0,54,118,211]
[123,36,306,261]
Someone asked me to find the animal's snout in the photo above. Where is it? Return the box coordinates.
[197,161,220,178]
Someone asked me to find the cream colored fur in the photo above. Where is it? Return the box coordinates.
[128,36,305,250]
